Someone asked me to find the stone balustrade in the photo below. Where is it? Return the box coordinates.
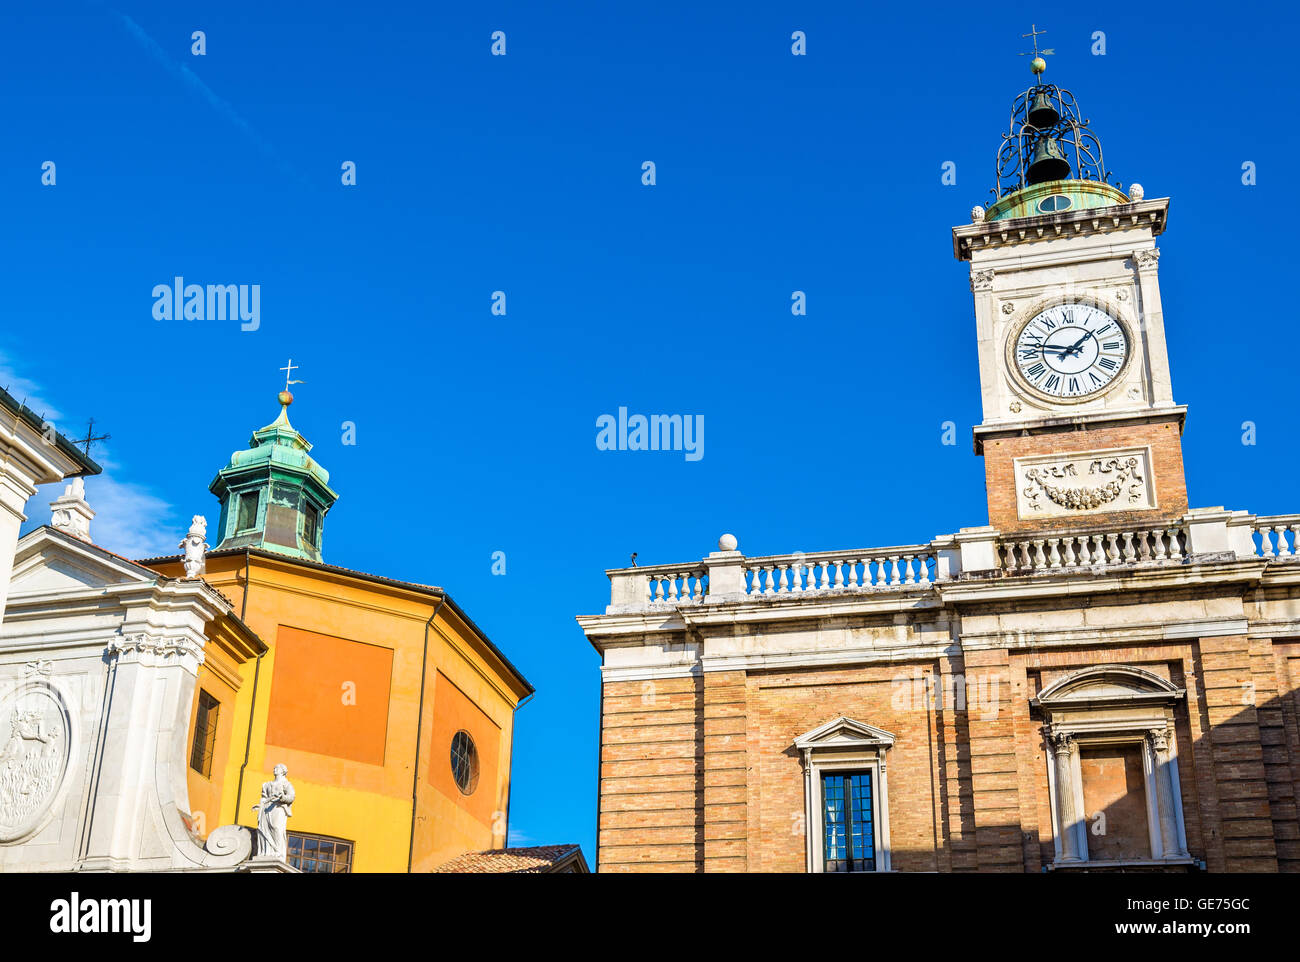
[605,536,950,610]
[743,548,936,595]
[1252,515,1300,559]
[997,525,1189,573]
[612,564,709,607]
[603,512,1300,611]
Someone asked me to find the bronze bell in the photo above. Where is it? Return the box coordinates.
[1027,90,1060,128]
[1026,135,1070,185]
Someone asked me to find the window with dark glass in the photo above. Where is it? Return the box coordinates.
[450,730,479,795]
[236,491,260,532]
[302,503,319,546]
[822,771,875,872]
[287,832,354,873]
[190,690,219,777]
[1037,194,1073,213]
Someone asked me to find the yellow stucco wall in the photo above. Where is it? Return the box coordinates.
[154,552,528,872]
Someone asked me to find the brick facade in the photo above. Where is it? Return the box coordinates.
[596,631,1300,872]
[981,414,1188,535]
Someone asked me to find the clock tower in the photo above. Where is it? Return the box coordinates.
[952,60,1186,534]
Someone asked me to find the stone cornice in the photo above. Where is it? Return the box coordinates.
[972,405,1187,454]
[952,198,1169,261]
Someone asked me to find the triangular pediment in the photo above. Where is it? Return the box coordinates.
[794,716,896,751]
[8,526,157,596]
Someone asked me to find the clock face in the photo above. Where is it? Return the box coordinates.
[1012,302,1130,400]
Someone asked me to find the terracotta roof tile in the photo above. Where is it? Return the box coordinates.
[434,845,586,873]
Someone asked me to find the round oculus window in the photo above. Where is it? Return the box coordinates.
[450,730,480,795]
[1037,194,1073,213]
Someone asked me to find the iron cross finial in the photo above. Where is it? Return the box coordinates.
[70,417,110,458]
[280,358,304,392]
[1019,23,1050,60]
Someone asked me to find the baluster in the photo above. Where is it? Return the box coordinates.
[1062,538,1077,566]
[853,559,866,588]
[652,576,665,602]
[1275,526,1293,559]
[1153,530,1169,561]
[1027,540,1041,570]
[918,554,932,585]
[1258,527,1275,558]
[902,555,915,584]
[1045,539,1060,568]
[1134,531,1151,561]
[775,564,787,593]
[1103,533,1119,564]
[1013,541,1027,571]
[1120,532,1136,562]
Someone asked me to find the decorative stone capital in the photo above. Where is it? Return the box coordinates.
[106,633,204,667]
[1050,730,1077,755]
[970,268,995,293]
[1147,728,1170,754]
[1132,247,1161,271]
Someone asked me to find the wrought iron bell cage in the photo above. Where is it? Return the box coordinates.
[993,83,1117,200]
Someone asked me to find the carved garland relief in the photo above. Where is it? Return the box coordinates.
[1014,447,1157,520]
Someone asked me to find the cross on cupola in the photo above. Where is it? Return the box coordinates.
[207,365,339,563]
[1018,23,1054,76]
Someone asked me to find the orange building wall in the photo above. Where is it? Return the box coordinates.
[151,552,528,872]
[266,626,394,766]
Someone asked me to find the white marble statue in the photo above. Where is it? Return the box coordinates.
[251,764,294,860]
[179,516,209,578]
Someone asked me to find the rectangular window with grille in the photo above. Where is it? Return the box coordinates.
[822,771,875,872]
[288,832,354,873]
[190,689,219,777]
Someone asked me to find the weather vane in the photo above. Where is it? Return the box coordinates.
[1018,24,1055,77]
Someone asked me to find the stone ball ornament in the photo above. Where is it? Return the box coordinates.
[718,533,738,552]
[1128,183,1144,202]
[971,205,986,223]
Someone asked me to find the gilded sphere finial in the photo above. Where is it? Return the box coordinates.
[277,390,294,407]
[1031,56,1047,75]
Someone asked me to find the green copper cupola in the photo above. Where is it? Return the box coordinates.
[209,389,339,562]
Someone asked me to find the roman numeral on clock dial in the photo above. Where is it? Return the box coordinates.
[1012,301,1130,399]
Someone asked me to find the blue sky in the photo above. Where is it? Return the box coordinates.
[4,2,1297,863]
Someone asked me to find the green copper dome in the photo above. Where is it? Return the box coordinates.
[985,179,1132,222]
[209,397,339,562]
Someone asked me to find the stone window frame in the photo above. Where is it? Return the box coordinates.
[794,716,895,873]
[1032,664,1191,869]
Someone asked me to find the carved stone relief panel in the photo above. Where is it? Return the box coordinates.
[0,682,72,843]
[1014,446,1157,520]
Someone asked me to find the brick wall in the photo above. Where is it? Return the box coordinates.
[598,675,703,872]
[596,635,1300,872]
[981,415,1188,534]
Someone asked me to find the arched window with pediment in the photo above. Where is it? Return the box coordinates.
[1032,665,1191,869]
